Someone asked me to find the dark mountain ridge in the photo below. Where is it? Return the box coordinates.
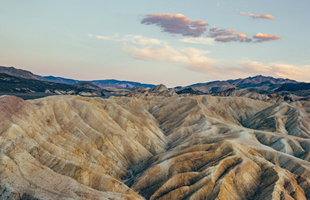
[37,75,80,85]
[226,75,298,86]
[1,66,155,89]
[0,66,38,79]
[190,75,298,88]
[0,73,102,99]
[184,75,302,95]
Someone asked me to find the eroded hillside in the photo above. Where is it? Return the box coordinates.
[0,95,310,199]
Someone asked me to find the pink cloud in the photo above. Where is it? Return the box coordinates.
[236,33,247,38]
[253,33,281,42]
[248,13,275,19]
[240,12,274,19]
[139,13,279,44]
[141,13,208,37]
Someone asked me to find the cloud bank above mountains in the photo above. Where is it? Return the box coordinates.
[87,8,309,83]
[124,42,310,81]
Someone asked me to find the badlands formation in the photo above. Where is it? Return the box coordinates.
[0,94,310,199]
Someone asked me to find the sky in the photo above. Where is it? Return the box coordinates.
[1,0,310,87]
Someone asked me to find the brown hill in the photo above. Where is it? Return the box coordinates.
[0,95,309,199]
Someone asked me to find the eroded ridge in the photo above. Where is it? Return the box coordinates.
[0,95,309,199]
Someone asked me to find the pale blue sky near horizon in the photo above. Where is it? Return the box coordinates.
[1,0,309,87]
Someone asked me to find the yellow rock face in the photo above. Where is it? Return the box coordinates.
[0,95,309,199]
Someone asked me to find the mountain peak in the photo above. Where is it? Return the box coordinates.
[149,84,168,92]
[227,75,298,86]
[0,66,38,80]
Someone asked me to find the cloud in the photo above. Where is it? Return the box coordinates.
[141,13,208,37]
[237,61,310,81]
[248,13,274,19]
[122,35,164,45]
[95,35,112,40]
[124,42,310,81]
[124,44,216,73]
[138,14,279,44]
[89,33,165,45]
[179,37,215,45]
[207,29,279,43]
[240,12,274,19]
[208,28,252,43]
[208,27,236,38]
[215,37,252,43]
[88,33,112,40]
[236,33,247,38]
[253,33,281,42]
[215,37,239,42]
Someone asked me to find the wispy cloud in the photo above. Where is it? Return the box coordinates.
[95,35,112,40]
[215,37,252,43]
[206,28,280,43]
[207,27,253,43]
[253,33,281,42]
[88,33,166,45]
[237,61,310,81]
[248,13,274,19]
[124,42,310,81]
[208,27,236,38]
[140,13,208,37]
[240,12,274,19]
[179,37,215,45]
[124,44,216,73]
[123,35,164,45]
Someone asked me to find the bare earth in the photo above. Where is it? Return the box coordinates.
[0,95,310,199]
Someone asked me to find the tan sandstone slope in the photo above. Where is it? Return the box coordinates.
[0,95,310,200]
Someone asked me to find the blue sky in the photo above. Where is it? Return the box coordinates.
[1,0,310,87]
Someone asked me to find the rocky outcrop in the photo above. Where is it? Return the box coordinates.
[126,84,176,97]
[149,84,168,93]
[0,95,310,199]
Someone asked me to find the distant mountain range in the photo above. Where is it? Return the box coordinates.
[0,73,102,97]
[188,75,298,93]
[182,75,303,94]
[0,66,155,89]
[37,75,156,89]
[1,65,310,102]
